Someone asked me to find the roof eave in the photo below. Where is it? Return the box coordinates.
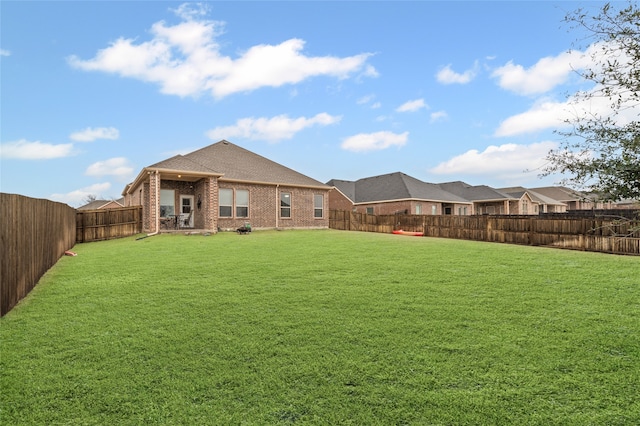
[354,197,473,205]
[219,177,330,190]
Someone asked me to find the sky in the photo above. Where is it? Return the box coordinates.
[1,1,632,207]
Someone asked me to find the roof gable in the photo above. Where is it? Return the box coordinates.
[330,172,470,204]
[498,186,566,206]
[439,181,512,201]
[182,140,328,188]
[529,186,587,202]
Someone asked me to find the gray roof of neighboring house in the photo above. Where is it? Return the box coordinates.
[77,198,124,210]
[528,186,588,202]
[327,179,356,201]
[498,186,566,206]
[150,140,329,188]
[438,181,514,202]
[328,172,470,204]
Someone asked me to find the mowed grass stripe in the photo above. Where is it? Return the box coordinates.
[1,230,638,425]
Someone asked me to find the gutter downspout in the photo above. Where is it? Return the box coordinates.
[275,184,279,229]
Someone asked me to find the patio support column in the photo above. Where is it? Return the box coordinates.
[204,176,218,232]
[149,171,160,233]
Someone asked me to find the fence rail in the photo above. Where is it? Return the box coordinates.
[76,206,142,243]
[1,196,144,316]
[1,193,76,316]
[329,210,640,256]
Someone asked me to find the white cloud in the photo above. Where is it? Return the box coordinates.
[0,49,11,57]
[495,89,640,137]
[70,127,120,142]
[494,98,569,137]
[85,157,134,179]
[68,8,375,99]
[50,182,113,207]
[430,111,448,123]
[436,63,477,84]
[206,113,342,142]
[0,139,74,159]
[430,141,557,178]
[396,98,427,113]
[491,50,591,96]
[341,131,408,152]
[357,94,375,105]
[171,2,210,21]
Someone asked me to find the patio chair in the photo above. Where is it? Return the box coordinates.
[180,210,193,228]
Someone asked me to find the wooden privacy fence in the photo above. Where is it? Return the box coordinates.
[1,193,76,316]
[76,206,142,243]
[329,210,640,256]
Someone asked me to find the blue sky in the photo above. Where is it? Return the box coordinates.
[1,1,628,207]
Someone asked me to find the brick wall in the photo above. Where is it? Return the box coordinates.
[352,200,468,216]
[217,183,329,230]
[128,175,328,232]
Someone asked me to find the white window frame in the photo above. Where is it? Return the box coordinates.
[219,188,233,217]
[280,192,291,218]
[160,189,175,218]
[314,194,324,218]
[236,189,249,218]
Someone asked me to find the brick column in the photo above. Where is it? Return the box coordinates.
[204,176,218,232]
[149,171,160,233]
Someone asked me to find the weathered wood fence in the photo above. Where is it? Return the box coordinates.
[1,193,76,316]
[76,206,142,243]
[329,210,640,256]
[1,195,144,316]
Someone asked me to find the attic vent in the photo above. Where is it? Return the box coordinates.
[222,140,229,145]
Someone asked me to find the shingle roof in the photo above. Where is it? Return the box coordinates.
[327,179,356,201]
[498,186,566,206]
[438,181,513,201]
[528,186,587,202]
[77,198,124,210]
[150,154,220,174]
[151,140,328,188]
[329,172,470,204]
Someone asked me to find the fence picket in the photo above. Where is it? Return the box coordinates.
[329,210,640,256]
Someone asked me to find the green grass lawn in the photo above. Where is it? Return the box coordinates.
[1,230,639,425]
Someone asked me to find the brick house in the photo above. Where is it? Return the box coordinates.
[122,140,330,233]
[498,187,567,214]
[438,181,536,215]
[327,174,562,216]
[328,172,473,216]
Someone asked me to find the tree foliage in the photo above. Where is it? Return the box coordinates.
[543,1,640,201]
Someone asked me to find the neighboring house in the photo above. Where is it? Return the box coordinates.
[77,198,125,210]
[122,140,331,233]
[438,181,535,215]
[498,187,567,214]
[529,186,604,211]
[328,172,472,215]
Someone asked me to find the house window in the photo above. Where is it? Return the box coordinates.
[366,207,374,215]
[236,190,249,218]
[219,188,233,217]
[314,194,324,218]
[523,200,529,214]
[160,189,175,217]
[431,205,437,215]
[280,192,291,218]
[416,204,422,215]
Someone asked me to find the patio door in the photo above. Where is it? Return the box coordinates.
[180,195,194,227]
